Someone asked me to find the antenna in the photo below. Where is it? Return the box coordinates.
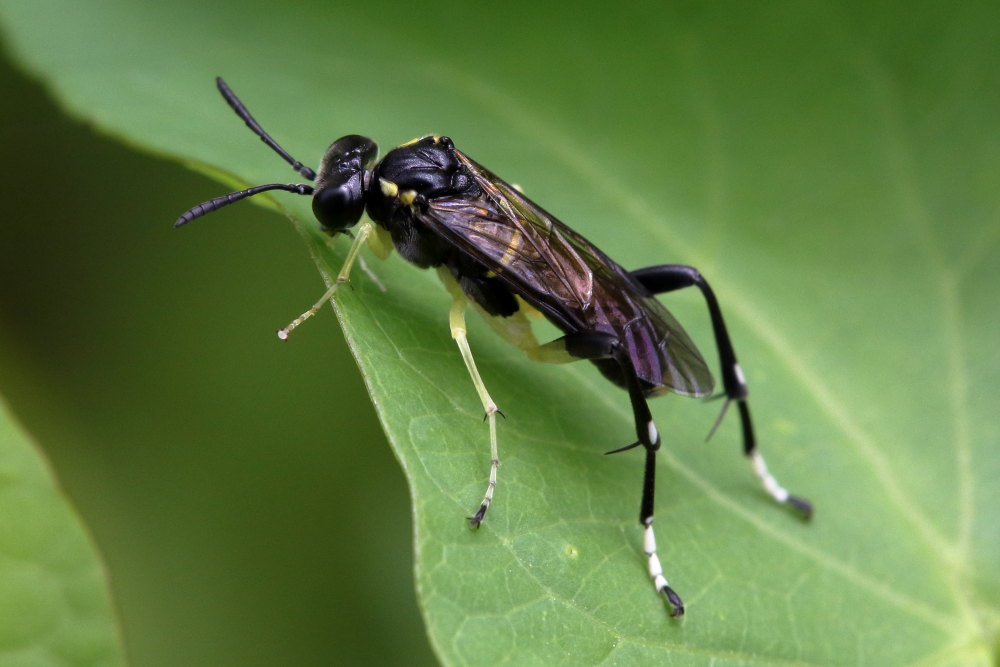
[216,77,317,181]
[175,78,319,226]
[175,183,314,227]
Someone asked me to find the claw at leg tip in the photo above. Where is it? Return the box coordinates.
[663,586,685,617]
[467,505,488,529]
[787,494,814,521]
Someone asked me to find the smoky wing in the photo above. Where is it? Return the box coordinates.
[416,150,714,397]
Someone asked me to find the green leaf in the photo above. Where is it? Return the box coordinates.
[0,397,124,665]
[2,0,998,664]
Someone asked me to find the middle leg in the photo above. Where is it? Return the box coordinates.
[437,268,501,528]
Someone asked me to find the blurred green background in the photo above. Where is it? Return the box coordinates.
[0,56,434,665]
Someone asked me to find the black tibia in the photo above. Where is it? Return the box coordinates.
[560,330,682,612]
[560,332,660,450]
[631,265,813,519]
[631,265,743,400]
[558,331,661,523]
[631,264,752,452]
[640,446,658,527]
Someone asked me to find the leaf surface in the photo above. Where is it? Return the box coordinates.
[0,398,124,665]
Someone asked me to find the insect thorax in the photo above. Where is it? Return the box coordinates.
[365,137,517,317]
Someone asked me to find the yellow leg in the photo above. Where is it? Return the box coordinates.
[438,268,501,527]
[278,222,374,340]
[470,297,576,364]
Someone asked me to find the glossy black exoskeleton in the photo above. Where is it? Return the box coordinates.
[177,77,812,618]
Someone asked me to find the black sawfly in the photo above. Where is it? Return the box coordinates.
[176,77,813,617]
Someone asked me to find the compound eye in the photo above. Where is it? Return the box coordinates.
[312,135,378,233]
[313,175,364,232]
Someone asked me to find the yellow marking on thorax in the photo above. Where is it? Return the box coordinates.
[379,178,398,198]
[399,134,440,147]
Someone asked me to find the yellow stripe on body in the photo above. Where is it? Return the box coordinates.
[498,228,522,268]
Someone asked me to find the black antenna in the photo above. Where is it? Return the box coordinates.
[215,76,316,181]
[175,183,314,227]
[215,77,317,181]
[175,78,319,227]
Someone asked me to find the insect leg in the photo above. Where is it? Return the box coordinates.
[555,330,685,617]
[468,301,576,364]
[437,269,501,528]
[277,222,375,340]
[630,264,812,519]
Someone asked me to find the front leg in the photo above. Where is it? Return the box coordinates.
[631,264,812,518]
[277,221,377,340]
